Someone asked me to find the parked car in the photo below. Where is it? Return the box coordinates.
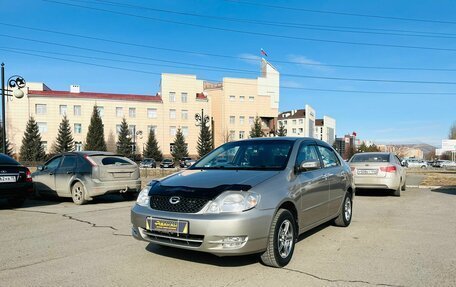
[432,160,447,168]
[442,161,456,169]
[132,138,354,267]
[139,158,157,168]
[179,157,192,168]
[349,152,406,196]
[184,159,197,167]
[160,158,175,168]
[405,159,428,168]
[0,154,34,207]
[32,152,141,205]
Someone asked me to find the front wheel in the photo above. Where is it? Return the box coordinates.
[260,209,296,268]
[71,182,88,205]
[334,192,352,227]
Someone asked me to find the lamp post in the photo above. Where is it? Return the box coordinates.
[195,109,214,148]
[1,63,26,154]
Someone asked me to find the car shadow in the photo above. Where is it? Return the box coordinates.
[297,221,332,243]
[355,188,393,197]
[145,243,260,267]
[431,186,456,195]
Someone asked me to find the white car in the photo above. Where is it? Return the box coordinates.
[442,161,456,169]
[405,159,428,168]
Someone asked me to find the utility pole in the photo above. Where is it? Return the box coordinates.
[1,63,5,154]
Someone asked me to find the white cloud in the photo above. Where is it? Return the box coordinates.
[287,54,331,72]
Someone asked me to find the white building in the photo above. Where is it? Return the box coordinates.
[277,105,316,138]
[315,116,336,145]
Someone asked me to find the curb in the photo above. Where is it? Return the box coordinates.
[406,185,441,189]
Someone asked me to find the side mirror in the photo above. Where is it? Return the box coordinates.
[296,160,321,173]
[37,165,45,171]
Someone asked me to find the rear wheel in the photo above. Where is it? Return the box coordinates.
[8,196,26,208]
[71,182,88,205]
[393,184,401,197]
[260,209,296,268]
[334,192,352,227]
[401,180,406,191]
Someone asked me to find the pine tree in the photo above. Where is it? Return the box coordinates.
[19,117,46,162]
[116,118,133,158]
[250,116,265,138]
[449,121,456,139]
[52,115,74,153]
[144,130,163,161]
[0,128,14,157]
[85,105,107,151]
[197,119,213,158]
[171,128,189,161]
[277,122,287,136]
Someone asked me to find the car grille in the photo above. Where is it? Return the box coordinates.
[141,229,204,247]
[150,195,209,213]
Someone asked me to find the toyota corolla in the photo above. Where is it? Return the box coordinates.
[131,138,354,267]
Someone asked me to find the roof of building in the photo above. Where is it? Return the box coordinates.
[315,119,324,126]
[278,109,306,120]
[27,90,163,102]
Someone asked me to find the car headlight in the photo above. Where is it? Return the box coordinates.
[204,191,260,214]
[136,186,150,207]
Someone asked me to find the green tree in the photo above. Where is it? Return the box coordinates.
[116,118,133,158]
[0,128,14,157]
[449,121,456,139]
[345,145,356,161]
[250,116,265,138]
[52,115,74,153]
[144,129,163,161]
[357,142,368,152]
[367,144,380,152]
[171,128,189,161]
[19,117,46,162]
[85,105,107,151]
[276,122,287,136]
[197,120,213,158]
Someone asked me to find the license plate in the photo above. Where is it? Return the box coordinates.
[357,169,378,175]
[146,217,189,234]
[0,176,16,183]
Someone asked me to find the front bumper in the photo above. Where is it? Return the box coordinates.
[131,204,274,256]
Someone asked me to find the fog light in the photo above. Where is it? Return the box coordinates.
[222,236,248,248]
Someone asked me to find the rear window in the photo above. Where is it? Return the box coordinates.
[351,154,390,163]
[90,156,132,166]
[0,154,20,165]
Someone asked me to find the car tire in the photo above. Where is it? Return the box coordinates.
[333,192,352,227]
[260,209,296,268]
[71,182,88,205]
[8,196,26,208]
[393,185,401,197]
[401,180,406,191]
[121,192,138,201]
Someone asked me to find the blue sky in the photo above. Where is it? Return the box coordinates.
[2,0,456,147]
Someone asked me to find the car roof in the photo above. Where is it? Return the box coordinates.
[58,151,116,156]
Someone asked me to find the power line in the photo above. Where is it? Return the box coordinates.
[43,0,456,53]
[3,47,456,95]
[224,0,456,25]
[62,0,456,40]
[4,22,456,72]
[4,35,456,85]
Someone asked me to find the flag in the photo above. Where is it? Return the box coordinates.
[352,131,357,137]
[260,48,268,57]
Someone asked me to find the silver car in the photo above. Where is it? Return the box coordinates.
[349,152,406,196]
[33,151,141,204]
[131,138,354,267]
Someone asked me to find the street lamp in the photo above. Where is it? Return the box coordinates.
[195,109,214,148]
[1,63,26,154]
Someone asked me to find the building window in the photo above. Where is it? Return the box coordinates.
[182,126,189,137]
[41,141,47,152]
[181,110,188,120]
[240,96,245,102]
[129,108,136,118]
[283,120,287,125]
[229,130,235,141]
[128,125,136,138]
[74,105,81,116]
[170,143,175,153]
[116,107,123,117]
[169,92,176,102]
[74,123,82,134]
[147,125,157,133]
[181,92,188,103]
[249,117,254,125]
[147,108,157,118]
[116,124,122,134]
[229,116,235,125]
[298,128,303,134]
[75,141,83,151]
[229,95,235,101]
[35,104,47,115]
[239,131,245,139]
[169,109,176,119]
[37,122,48,133]
[170,126,176,136]
[299,119,304,124]
[292,128,296,133]
[249,96,254,102]
[97,106,104,117]
[292,120,297,125]
[239,116,245,125]
[59,105,67,116]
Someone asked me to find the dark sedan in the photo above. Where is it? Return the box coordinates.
[159,158,175,168]
[0,154,34,207]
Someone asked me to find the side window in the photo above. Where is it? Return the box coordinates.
[394,156,401,165]
[61,155,77,169]
[45,157,62,170]
[296,144,320,166]
[317,146,340,168]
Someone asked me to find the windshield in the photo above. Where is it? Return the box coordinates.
[350,153,390,163]
[191,140,294,170]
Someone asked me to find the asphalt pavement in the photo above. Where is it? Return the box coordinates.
[0,186,455,287]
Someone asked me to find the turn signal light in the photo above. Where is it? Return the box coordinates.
[380,166,397,173]
[25,168,33,182]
